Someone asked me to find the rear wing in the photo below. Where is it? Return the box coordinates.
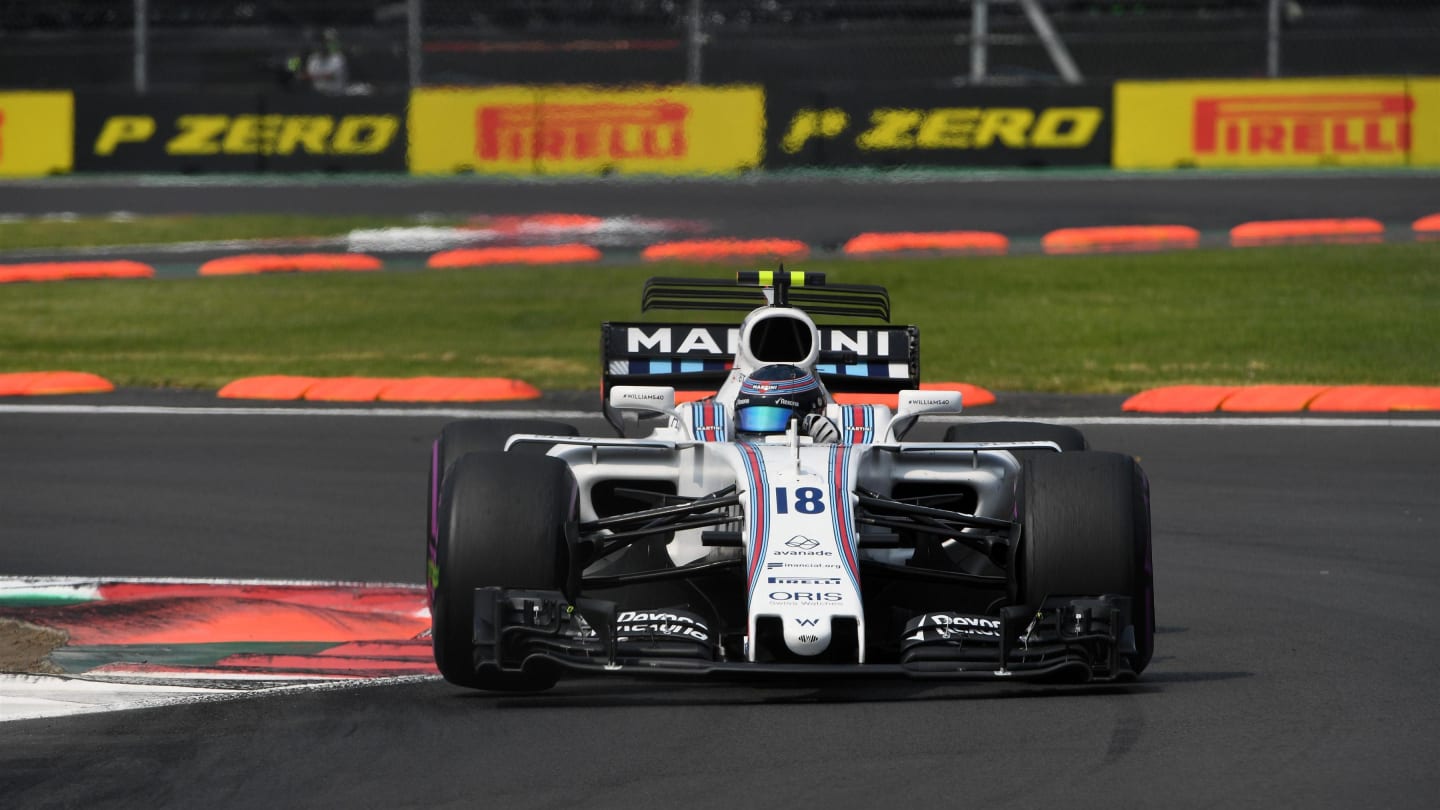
[601,321,920,397]
[600,270,919,435]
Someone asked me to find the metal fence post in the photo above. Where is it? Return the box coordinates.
[133,0,148,94]
[1018,0,1082,84]
[408,0,423,87]
[1267,0,1282,78]
[969,0,989,85]
[686,0,704,85]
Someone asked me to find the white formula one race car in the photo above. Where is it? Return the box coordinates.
[425,270,1153,690]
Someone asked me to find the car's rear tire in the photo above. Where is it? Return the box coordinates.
[427,419,577,604]
[432,451,576,691]
[1014,450,1153,675]
[944,421,1088,454]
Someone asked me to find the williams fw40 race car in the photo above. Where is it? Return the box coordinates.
[425,270,1154,690]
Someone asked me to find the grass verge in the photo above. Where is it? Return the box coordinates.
[0,243,1436,393]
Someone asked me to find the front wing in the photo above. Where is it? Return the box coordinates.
[471,587,1144,683]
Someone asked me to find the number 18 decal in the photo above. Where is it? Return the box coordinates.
[774,486,826,514]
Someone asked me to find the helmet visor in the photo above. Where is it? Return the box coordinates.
[737,405,795,434]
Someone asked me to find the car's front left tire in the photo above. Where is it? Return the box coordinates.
[431,451,576,691]
[1013,450,1154,676]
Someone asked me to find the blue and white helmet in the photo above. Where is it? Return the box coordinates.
[734,364,824,435]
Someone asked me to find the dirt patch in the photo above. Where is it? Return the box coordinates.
[0,618,68,674]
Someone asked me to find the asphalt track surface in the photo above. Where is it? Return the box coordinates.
[3,399,1439,809]
[6,171,1440,248]
[3,172,1440,808]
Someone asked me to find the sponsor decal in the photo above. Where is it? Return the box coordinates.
[478,101,687,163]
[795,618,820,627]
[1113,78,1432,169]
[614,610,710,643]
[92,113,399,157]
[1193,94,1411,156]
[910,398,953,406]
[409,85,763,176]
[766,561,844,570]
[619,326,899,359]
[767,86,1113,168]
[798,634,819,643]
[73,93,408,173]
[904,612,1003,643]
[768,591,843,603]
[768,577,842,585]
[784,536,820,550]
[789,106,1104,152]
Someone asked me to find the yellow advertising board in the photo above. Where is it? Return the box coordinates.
[1410,78,1440,166]
[409,85,764,176]
[0,91,74,177]
[1114,78,1422,169]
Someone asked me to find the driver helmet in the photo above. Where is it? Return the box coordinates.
[734,364,825,435]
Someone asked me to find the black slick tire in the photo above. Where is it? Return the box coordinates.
[432,451,576,691]
[426,419,577,604]
[1013,450,1154,675]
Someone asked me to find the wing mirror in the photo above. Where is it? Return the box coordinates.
[885,389,963,441]
[609,385,677,414]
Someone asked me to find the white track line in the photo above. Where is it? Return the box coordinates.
[0,403,1436,428]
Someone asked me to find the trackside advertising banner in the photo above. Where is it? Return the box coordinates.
[408,85,764,175]
[766,85,1112,168]
[73,93,407,173]
[1113,77,1440,169]
[0,92,73,176]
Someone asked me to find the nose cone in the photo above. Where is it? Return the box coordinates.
[783,616,832,655]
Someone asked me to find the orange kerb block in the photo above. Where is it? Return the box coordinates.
[831,393,900,408]
[1218,385,1331,413]
[842,231,1009,256]
[641,239,810,263]
[217,376,321,400]
[0,371,115,396]
[1122,385,1241,413]
[378,377,541,402]
[1307,386,1440,412]
[1412,214,1440,241]
[28,372,116,394]
[925,381,997,407]
[1042,226,1199,255]
[302,377,405,402]
[198,254,383,276]
[426,245,602,268]
[1230,218,1384,247]
[0,373,42,396]
[0,261,155,283]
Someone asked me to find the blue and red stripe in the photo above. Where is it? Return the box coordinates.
[690,400,727,442]
[842,404,875,445]
[738,443,771,601]
[827,445,862,593]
